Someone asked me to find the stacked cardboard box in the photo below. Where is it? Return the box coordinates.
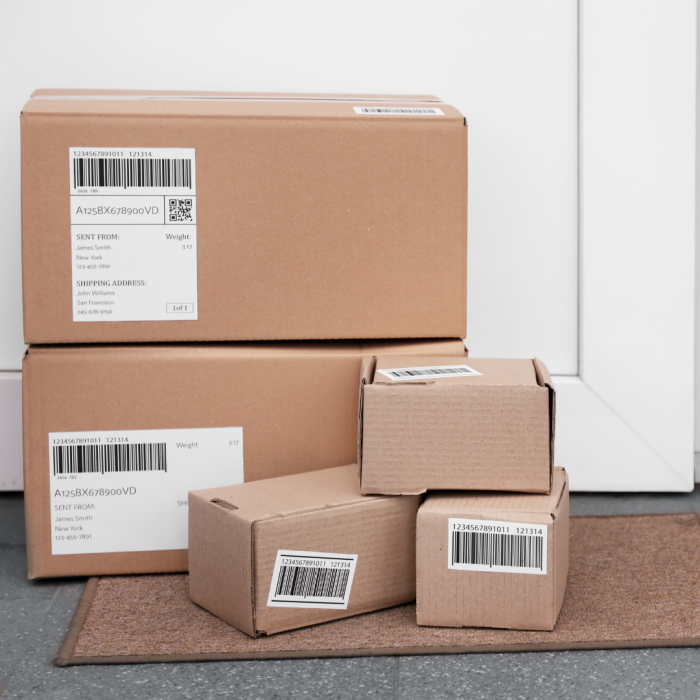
[20,89,467,579]
[189,464,420,636]
[23,340,465,578]
[22,88,569,637]
[21,89,467,344]
[190,355,568,634]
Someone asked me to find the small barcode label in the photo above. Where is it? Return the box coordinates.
[267,550,358,609]
[354,106,444,115]
[52,443,167,476]
[448,518,547,575]
[377,364,481,381]
[73,157,192,189]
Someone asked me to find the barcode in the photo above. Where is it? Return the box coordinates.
[377,364,481,381]
[274,565,350,600]
[354,106,444,115]
[387,367,470,379]
[52,443,167,475]
[267,551,358,608]
[451,530,544,571]
[73,158,192,189]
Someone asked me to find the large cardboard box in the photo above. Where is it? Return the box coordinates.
[416,468,569,631]
[359,356,555,495]
[189,464,420,636]
[23,338,464,579]
[21,89,467,344]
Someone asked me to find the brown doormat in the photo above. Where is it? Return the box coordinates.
[55,513,700,666]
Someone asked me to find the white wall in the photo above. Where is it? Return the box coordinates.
[1,0,577,372]
[0,1,579,488]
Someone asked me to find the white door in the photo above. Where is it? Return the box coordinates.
[0,0,695,490]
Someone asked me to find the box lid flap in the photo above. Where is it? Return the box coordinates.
[23,90,465,120]
[372,356,540,387]
[192,464,377,524]
[421,468,567,519]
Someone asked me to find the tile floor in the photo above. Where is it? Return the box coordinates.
[1,488,699,700]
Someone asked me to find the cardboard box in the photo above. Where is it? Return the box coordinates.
[23,338,464,579]
[416,467,569,631]
[21,89,467,344]
[359,356,555,495]
[189,464,420,636]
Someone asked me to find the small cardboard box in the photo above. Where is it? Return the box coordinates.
[359,356,555,495]
[21,89,467,344]
[416,467,569,631]
[189,464,420,637]
[23,338,463,579]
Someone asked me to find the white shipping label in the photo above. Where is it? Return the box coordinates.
[267,550,358,609]
[69,147,198,322]
[353,106,445,115]
[49,427,243,555]
[447,518,547,575]
[377,364,482,381]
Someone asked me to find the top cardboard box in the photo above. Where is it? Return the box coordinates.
[21,90,467,344]
[359,356,555,495]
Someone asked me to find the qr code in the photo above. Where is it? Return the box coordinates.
[169,198,193,222]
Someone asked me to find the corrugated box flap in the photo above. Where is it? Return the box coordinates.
[357,356,377,478]
[30,89,444,102]
[191,464,372,524]
[23,91,464,120]
[533,357,556,490]
[372,357,539,386]
[422,468,567,519]
[188,491,255,636]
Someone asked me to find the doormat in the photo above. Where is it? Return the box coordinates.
[55,513,700,665]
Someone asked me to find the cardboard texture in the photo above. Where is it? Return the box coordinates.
[23,338,464,579]
[21,89,467,344]
[189,465,420,637]
[359,356,555,495]
[416,468,569,631]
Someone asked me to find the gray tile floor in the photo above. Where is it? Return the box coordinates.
[1,489,700,700]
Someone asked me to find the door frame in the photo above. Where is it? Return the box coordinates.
[554,0,696,491]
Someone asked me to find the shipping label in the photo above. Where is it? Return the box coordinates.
[69,147,198,322]
[376,364,481,381]
[267,550,358,609]
[353,106,444,115]
[49,427,243,555]
[447,518,547,575]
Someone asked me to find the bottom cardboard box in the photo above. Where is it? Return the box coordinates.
[23,338,464,578]
[189,464,420,636]
[416,468,569,631]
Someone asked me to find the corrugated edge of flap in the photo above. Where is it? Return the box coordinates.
[30,89,445,103]
[357,356,377,483]
[533,358,554,390]
[189,494,256,637]
[22,349,37,578]
[552,469,568,516]
[251,521,259,636]
[534,358,556,492]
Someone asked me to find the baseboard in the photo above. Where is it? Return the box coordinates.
[0,371,22,490]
